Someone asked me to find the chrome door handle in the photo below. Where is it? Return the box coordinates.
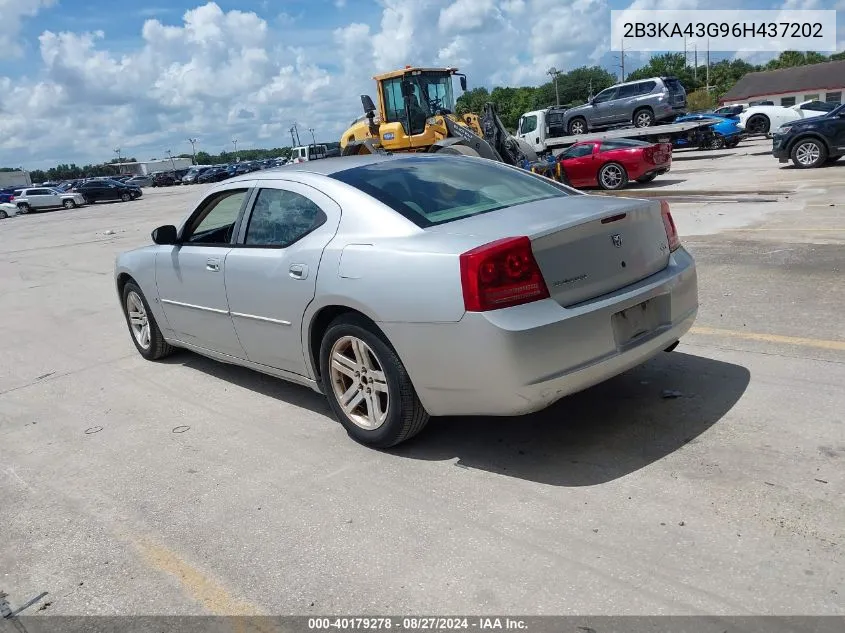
[206,258,220,272]
[289,263,308,279]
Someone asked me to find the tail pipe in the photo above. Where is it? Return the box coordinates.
[664,340,680,353]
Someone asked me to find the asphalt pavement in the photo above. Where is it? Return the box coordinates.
[1,141,843,616]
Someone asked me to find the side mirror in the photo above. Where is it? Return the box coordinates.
[361,94,376,114]
[459,75,467,91]
[152,224,178,245]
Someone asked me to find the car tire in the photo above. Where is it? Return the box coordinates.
[121,281,174,361]
[320,314,429,449]
[0,210,7,219]
[598,162,629,190]
[746,114,770,135]
[120,192,131,202]
[707,135,725,150]
[17,203,30,214]
[790,138,827,169]
[636,172,658,183]
[633,108,654,128]
[63,199,76,209]
[568,118,587,136]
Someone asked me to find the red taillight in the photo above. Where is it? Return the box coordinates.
[660,200,681,252]
[9,196,14,201]
[459,236,550,312]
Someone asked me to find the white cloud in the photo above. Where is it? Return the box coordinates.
[0,0,55,59]
[438,0,497,32]
[7,0,837,169]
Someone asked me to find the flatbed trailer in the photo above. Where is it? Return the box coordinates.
[542,119,724,155]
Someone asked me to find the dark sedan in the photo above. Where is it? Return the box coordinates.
[74,179,142,203]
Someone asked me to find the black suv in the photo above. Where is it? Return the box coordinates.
[772,103,845,168]
[151,172,178,187]
[74,179,142,203]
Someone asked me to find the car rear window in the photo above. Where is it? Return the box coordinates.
[664,78,684,92]
[331,156,571,227]
[600,139,651,151]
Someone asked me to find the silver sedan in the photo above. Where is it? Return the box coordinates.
[115,154,698,448]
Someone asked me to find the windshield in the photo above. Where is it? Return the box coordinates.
[331,156,570,228]
[409,72,456,115]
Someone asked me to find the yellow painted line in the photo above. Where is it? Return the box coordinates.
[135,537,261,617]
[690,326,845,352]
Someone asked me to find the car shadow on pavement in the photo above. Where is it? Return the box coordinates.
[626,178,687,189]
[163,353,331,415]
[390,351,750,487]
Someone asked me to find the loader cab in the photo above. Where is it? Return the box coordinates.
[374,67,465,144]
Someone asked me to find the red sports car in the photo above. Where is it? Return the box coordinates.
[557,138,672,190]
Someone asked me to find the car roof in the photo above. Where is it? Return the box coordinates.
[224,153,408,183]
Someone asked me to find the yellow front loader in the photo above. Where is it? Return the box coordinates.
[339,66,560,179]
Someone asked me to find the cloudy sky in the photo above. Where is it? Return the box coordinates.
[0,0,842,169]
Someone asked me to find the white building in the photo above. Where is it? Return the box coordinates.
[720,60,845,108]
[114,158,194,175]
[0,170,32,188]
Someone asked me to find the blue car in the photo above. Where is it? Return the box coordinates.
[673,113,744,150]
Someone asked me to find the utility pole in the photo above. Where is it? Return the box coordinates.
[166,149,176,171]
[614,39,626,82]
[309,127,316,147]
[232,138,239,161]
[291,122,301,146]
[706,38,710,92]
[187,138,198,165]
[113,147,121,174]
[547,67,560,106]
[694,45,698,82]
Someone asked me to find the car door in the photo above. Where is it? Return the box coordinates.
[557,143,598,187]
[590,88,618,126]
[610,83,639,123]
[155,184,254,358]
[224,181,342,375]
[28,188,58,209]
[517,114,541,152]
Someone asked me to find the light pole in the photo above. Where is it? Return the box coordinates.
[309,127,316,147]
[187,138,198,165]
[547,67,560,106]
[166,149,176,172]
[114,147,121,174]
[232,138,239,161]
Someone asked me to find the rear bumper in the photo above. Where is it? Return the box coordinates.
[381,247,698,417]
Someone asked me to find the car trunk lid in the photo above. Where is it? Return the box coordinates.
[427,195,671,307]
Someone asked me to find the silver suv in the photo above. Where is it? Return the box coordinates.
[562,77,688,136]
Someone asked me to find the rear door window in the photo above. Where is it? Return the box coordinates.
[617,84,639,99]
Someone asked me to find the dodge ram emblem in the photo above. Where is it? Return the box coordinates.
[611,234,623,248]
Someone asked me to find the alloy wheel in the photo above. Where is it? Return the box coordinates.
[329,335,390,430]
[601,164,624,189]
[570,120,586,135]
[635,111,652,127]
[795,142,820,167]
[126,291,151,350]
